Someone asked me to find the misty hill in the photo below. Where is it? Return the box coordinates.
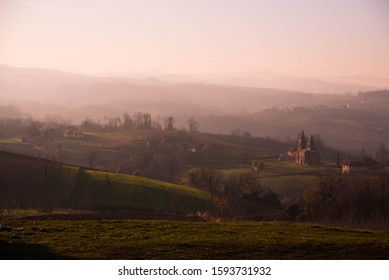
[329,75,389,89]
[0,64,311,118]
[0,65,320,122]
[198,92,389,153]
[96,70,385,94]
[1,65,389,153]
[0,64,384,118]
[198,72,381,94]
[0,64,94,101]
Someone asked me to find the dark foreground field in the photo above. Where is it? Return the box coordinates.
[1,219,389,260]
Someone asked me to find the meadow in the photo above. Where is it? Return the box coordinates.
[0,151,209,213]
[218,160,338,199]
[1,219,388,259]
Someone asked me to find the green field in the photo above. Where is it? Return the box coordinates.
[217,160,338,199]
[72,169,209,212]
[1,220,388,259]
[330,118,360,127]
[0,151,209,213]
[0,137,21,143]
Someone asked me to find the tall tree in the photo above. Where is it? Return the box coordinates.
[376,143,388,164]
[88,151,97,168]
[122,113,134,129]
[164,116,175,131]
[143,113,152,129]
[187,117,199,132]
[134,112,143,128]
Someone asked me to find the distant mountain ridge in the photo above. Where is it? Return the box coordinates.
[1,64,386,100]
[194,72,384,94]
[0,64,387,123]
[112,69,385,94]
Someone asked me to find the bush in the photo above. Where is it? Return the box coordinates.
[302,171,389,228]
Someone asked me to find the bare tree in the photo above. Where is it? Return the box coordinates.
[134,112,153,129]
[107,116,122,129]
[26,119,43,142]
[242,131,252,138]
[134,112,143,128]
[0,177,6,220]
[187,117,199,132]
[164,116,175,131]
[182,168,220,215]
[152,118,162,130]
[122,112,134,129]
[303,170,348,223]
[376,143,388,164]
[143,113,152,129]
[230,129,242,137]
[89,151,97,168]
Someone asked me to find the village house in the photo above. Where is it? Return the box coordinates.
[342,158,378,174]
[61,127,85,138]
[190,143,205,153]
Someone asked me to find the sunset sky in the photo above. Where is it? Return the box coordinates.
[1,0,388,78]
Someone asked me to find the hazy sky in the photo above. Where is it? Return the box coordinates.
[1,0,388,77]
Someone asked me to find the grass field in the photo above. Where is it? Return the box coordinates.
[1,129,288,174]
[1,220,388,260]
[72,169,210,212]
[217,160,338,199]
[0,151,209,213]
[0,137,21,143]
[330,118,360,128]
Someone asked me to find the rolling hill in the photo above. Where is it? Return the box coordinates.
[1,65,388,155]
[0,151,209,214]
[1,64,386,122]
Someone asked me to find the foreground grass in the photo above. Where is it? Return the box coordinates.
[1,220,389,260]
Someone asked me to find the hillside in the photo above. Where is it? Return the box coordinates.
[0,151,209,213]
[1,64,386,124]
[199,91,389,153]
[0,127,342,205]
[0,129,288,177]
[1,65,388,155]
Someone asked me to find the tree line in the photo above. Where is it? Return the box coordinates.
[0,112,200,142]
[81,112,199,132]
[181,168,282,220]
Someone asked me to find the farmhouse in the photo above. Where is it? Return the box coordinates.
[189,143,209,153]
[61,127,84,138]
[280,130,321,165]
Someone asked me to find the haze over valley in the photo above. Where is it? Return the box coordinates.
[1,0,389,260]
[1,64,388,153]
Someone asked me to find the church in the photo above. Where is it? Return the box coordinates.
[293,130,321,165]
[280,130,321,165]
